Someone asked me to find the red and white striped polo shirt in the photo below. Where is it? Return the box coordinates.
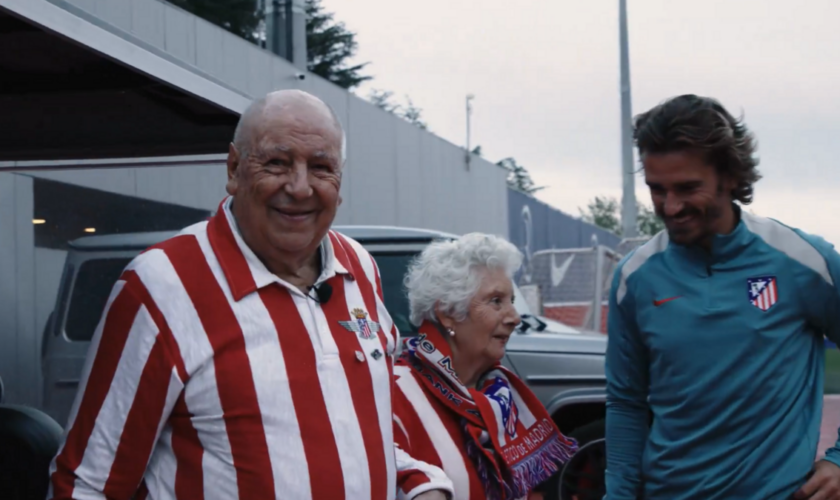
[48,197,452,500]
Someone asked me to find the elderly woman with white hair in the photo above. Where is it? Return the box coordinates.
[393,233,578,500]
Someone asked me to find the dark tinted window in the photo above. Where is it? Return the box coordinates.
[370,252,418,336]
[65,258,133,341]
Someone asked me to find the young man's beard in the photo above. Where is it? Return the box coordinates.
[662,183,728,247]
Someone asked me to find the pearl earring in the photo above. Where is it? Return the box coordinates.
[447,328,456,337]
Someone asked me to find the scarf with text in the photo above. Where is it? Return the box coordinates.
[398,322,578,500]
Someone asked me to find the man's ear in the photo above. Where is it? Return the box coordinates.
[720,172,738,199]
[226,143,240,196]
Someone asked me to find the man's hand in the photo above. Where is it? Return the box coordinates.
[795,460,840,499]
[413,490,450,500]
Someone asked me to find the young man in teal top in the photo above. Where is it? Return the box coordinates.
[605,94,840,499]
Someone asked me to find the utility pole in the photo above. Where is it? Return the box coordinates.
[465,94,474,170]
[619,0,637,238]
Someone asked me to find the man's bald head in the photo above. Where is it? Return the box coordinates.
[225,89,346,275]
[232,89,346,164]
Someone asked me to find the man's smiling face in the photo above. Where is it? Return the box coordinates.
[226,94,344,261]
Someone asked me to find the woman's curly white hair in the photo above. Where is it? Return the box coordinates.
[404,232,523,327]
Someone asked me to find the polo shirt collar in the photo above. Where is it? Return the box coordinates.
[207,196,352,301]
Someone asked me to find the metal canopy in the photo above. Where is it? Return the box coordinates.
[0,0,252,162]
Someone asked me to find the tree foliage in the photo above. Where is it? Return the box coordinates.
[496,158,545,195]
[579,196,621,234]
[366,89,429,130]
[170,0,371,89]
[305,0,371,89]
[579,196,665,237]
[167,0,263,43]
[636,203,666,236]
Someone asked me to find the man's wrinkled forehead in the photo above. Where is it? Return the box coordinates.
[257,143,342,165]
[254,100,342,155]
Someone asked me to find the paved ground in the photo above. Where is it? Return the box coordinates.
[818,396,840,459]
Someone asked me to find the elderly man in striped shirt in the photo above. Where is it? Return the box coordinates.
[47,90,454,500]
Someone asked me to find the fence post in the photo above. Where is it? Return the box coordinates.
[592,242,605,334]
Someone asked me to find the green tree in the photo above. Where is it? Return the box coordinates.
[579,196,665,237]
[637,203,666,236]
[167,0,263,43]
[367,89,399,113]
[169,0,371,89]
[366,90,429,130]
[579,196,621,234]
[497,157,545,195]
[305,0,372,89]
[400,97,427,130]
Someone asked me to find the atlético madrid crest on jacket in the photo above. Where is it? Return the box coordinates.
[747,276,778,311]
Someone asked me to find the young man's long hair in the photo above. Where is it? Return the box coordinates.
[633,94,762,204]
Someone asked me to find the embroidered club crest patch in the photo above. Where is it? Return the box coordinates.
[747,276,778,311]
[338,308,380,340]
[486,376,519,439]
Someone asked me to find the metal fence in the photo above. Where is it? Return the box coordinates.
[518,235,648,333]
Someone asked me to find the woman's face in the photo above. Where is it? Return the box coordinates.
[445,267,521,368]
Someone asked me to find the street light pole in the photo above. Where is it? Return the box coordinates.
[619,0,638,238]
[465,94,474,170]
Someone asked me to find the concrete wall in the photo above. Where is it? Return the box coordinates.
[28,162,229,212]
[0,174,37,407]
[42,0,510,236]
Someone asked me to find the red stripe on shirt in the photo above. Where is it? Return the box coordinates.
[170,393,204,500]
[320,277,387,499]
[163,235,274,498]
[50,277,143,498]
[103,338,174,498]
[124,271,188,383]
[371,255,398,352]
[335,234,389,354]
[135,481,149,500]
[206,202,258,301]
[329,231,355,276]
[259,286,346,499]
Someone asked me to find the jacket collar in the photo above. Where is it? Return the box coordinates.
[206,196,352,301]
[670,204,755,267]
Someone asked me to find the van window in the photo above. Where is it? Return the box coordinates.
[368,252,417,336]
[65,258,133,341]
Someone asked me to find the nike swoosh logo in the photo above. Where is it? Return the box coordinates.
[653,296,682,307]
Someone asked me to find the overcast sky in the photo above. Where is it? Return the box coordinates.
[323,0,840,245]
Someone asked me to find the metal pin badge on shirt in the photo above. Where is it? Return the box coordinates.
[370,349,383,361]
[338,308,381,340]
[355,350,365,362]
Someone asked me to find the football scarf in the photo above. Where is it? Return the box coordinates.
[398,322,579,499]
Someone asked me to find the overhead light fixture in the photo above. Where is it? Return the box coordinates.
[32,219,46,224]
[84,228,96,233]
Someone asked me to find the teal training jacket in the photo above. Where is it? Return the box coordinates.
[605,210,840,499]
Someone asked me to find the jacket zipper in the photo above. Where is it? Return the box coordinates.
[705,260,714,310]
